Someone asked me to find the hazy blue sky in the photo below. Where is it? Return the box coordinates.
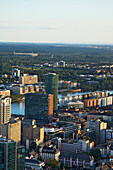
[0,0,113,44]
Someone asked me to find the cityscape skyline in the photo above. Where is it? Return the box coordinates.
[1,1,113,169]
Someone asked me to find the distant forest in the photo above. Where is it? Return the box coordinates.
[0,42,113,73]
[1,43,113,92]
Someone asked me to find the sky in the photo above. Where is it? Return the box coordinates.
[0,0,113,44]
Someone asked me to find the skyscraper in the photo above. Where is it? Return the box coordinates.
[0,97,11,135]
[25,93,53,123]
[0,137,16,170]
[0,137,25,170]
[45,73,58,111]
[17,145,25,170]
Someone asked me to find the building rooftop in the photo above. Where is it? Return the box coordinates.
[25,159,44,166]
[0,137,15,143]
[46,73,57,75]
[60,152,94,161]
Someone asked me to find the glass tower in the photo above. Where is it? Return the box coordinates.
[45,73,58,111]
[0,137,25,170]
[0,138,16,170]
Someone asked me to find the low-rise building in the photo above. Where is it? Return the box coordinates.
[7,84,39,95]
[61,139,94,153]
[59,152,94,169]
[12,68,20,78]
[25,159,45,170]
[44,127,63,141]
[0,89,10,97]
[39,146,60,161]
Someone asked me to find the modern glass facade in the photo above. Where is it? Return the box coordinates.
[17,146,25,170]
[45,73,58,111]
[0,143,4,170]
[0,137,25,170]
[8,142,16,170]
[25,93,53,123]
[0,139,16,170]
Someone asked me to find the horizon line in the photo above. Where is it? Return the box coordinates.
[0,41,113,46]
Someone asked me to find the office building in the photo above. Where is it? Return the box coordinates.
[0,137,25,170]
[22,119,44,149]
[0,90,10,97]
[45,73,58,111]
[17,145,25,170]
[8,84,39,95]
[61,139,94,153]
[0,137,17,170]
[25,93,53,123]
[19,74,38,85]
[12,68,20,78]
[87,119,107,144]
[44,127,63,142]
[2,117,21,144]
[0,97,11,135]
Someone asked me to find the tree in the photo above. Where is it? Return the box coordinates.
[30,142,36,150]
[90,148,101,162]
[85,137,93,142]
[46,159,60,170]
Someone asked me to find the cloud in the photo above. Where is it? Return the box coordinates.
[0,23,56,31]
[0,24,21,29]
[35,26,56,30]
[103,26,113,30]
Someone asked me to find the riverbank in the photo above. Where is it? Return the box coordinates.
[58,88,81,93]
[11,90,113,115]
[11,94,25,103]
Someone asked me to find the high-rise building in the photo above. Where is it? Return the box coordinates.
[0,97,11,135]
[22,119,44,149]
[12,68,20,78]
[2,117,21,144]
[25,93,53,123]
[19,74,38,85]
[0,137,17,170]
[0,137,25,170]
[17,145,25,170]
[45,73,58,111]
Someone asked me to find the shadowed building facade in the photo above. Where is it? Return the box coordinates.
[22,119,44,149]
[25,93,53,123]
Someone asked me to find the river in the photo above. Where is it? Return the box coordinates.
[11,90,113,115]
